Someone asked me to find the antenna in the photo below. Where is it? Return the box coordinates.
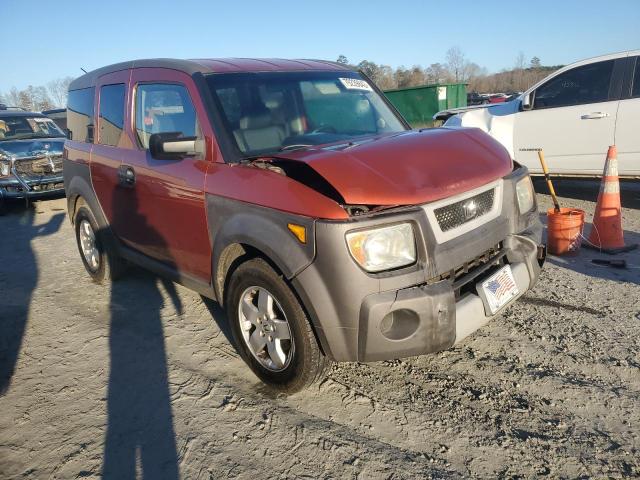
[80,67,88,74]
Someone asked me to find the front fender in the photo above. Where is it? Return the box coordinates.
[207,194,317,286]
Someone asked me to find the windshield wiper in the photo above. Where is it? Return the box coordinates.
[278,144,313,152]
[1,133,63,141]
[30,133,64,139]
[237,144,315,164]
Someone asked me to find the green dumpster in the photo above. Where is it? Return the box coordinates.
[384,83,467,128]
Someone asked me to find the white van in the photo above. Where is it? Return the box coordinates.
[436,50,640,178]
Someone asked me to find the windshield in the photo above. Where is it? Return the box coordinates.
[206,71,406,157]
[0,115,65,141]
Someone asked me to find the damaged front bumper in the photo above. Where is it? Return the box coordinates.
[0,173,65,200]
[0,157,65,201]
[292,166,546,362]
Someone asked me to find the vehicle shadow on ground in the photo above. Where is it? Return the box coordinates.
[0,204,64,395]
[200,296,240,356]
[532,178,640,210]
[102,192,179,480]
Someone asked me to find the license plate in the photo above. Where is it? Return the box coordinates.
[481,265,519,314]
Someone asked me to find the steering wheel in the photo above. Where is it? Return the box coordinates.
[311,125,337,134]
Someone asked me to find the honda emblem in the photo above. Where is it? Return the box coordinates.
[463,200,478,220]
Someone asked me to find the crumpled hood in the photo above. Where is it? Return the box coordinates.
[275,129,513,206]
[0,138,65,158]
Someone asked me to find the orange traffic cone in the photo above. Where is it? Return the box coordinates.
[587,146,637,253]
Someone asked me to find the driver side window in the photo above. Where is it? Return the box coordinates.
[135,83,200,149]
[533,60,614,109]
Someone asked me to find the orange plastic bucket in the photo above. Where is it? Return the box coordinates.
[547,208,585,255]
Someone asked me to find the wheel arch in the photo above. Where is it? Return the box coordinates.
[64,162,109,229]
[207,195,317,303]
[215,240,332,359]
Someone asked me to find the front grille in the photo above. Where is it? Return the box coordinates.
[434,188,495,232]
[14,155,63,178]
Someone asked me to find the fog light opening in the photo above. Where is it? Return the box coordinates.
[379,309,420,341]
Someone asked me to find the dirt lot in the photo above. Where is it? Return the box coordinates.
[1,180,639,479]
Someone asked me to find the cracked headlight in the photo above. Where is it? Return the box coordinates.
[0,155,10,177]
[346,223,416,272]
[516,176,535,214]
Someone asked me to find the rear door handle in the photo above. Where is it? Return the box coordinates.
[117,165,136,187]
[581,112,610,120]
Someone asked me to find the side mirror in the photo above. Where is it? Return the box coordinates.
[522,92,533,111]
[149,132,199,160]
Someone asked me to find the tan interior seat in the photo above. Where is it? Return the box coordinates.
[233,111,285,152]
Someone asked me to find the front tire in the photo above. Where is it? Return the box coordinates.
[74,203,125,284]
[225,257,331,393]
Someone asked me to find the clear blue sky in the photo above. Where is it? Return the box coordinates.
[2,0,639,92]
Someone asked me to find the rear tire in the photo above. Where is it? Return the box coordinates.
[73,202,126,284]
[225,257,331,393]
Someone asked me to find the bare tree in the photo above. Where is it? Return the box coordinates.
[375,65,397,90]
[446,46,466,82]
[463,62,486,82]
[47,77,74,107]
[15,86,53,111]
[340,52,559,94]
[510,52,528,92]
[394,66,426,88]
[356,60,396,89]
[4,87,21,107]
[357,60,380,80]
[424,63,451,84]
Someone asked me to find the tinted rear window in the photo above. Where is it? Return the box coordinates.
[99,84,126,146]
[67,87,95,142]
[633,57,640,98]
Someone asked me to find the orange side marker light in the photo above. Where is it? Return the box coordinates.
[287,223,306,244]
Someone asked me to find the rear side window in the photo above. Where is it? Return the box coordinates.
[98,84,126,146]
[134,83,199,149]
[534,60,615,109]
[632,58,640,98]
[67,87,95,142]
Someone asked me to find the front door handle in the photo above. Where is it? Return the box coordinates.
[581,112,610,120]
[118,165,136,187]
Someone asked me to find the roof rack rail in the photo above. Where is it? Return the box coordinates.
[0,104,28,111]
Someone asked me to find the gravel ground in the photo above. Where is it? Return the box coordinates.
[1,179,639,479]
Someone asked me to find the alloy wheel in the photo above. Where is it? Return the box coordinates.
[237,286,294,372]
[79,219,100,271]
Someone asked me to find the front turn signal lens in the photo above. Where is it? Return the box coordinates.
[287,223,307,244]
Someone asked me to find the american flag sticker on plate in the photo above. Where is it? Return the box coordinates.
[481,265,520,314]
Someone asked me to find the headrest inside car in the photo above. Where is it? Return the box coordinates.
[239,112,272,130]
[262,92,284,110]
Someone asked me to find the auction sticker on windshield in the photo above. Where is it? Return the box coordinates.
[481,265,519,314]
[339,78,373,91]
